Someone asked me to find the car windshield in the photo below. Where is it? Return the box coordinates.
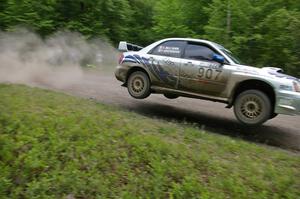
[213,43,243,64]
[221,49,243,65]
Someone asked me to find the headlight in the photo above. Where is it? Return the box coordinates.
[293,81,300,92]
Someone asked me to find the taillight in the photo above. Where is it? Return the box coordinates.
[118,54,124,64]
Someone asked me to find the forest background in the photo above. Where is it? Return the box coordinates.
[1,0,300,76]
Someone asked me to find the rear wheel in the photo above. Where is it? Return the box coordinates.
[234,90,272,126]
[127,71,151,99]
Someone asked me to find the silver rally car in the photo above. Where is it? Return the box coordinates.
[115,38,300,126]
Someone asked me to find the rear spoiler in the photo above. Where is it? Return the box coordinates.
[118,41,143,52]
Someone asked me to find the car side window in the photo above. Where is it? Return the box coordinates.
[150,41,186,58]
[184,43,217,61]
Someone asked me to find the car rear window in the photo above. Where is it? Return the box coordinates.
[150,41,186,58]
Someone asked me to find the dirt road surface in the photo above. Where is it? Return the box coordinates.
[56,71,300,152]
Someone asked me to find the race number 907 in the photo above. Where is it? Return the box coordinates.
[198,68,222,80]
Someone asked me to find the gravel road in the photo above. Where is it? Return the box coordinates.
[57,71,300,151]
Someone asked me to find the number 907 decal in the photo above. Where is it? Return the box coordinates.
[198,67,222,80]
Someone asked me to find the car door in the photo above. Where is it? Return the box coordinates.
[179,42,230,96]
[144,40,186,89]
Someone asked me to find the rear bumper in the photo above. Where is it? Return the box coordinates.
[275,90,300,116]
[115,65,127,83]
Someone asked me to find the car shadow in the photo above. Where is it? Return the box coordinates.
[124,101,299,152]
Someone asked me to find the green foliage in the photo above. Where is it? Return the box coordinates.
[55,0,104,37]
[0,0,300,75]
[152,0,195,39]
[203,0,300,76]
[256,9,300,76]
[204,0,255,48]
[2,0,57,35]
[97,0,132,43]
[127,0,155,46]
[0,84,300,198]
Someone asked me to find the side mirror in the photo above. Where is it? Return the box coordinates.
[212,54,225,64]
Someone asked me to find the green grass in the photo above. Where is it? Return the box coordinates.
[0,84,299,199]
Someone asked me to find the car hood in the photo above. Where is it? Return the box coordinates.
[261,67,299,82]
[235,64,299,82]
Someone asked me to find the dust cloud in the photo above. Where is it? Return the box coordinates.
[0,29,118,89]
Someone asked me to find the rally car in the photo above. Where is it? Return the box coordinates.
[115,38,300,126]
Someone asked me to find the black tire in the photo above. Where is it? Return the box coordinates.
[270,113,278,119]
[234,90,272,126]
[127,71,151,99]
[164,94,179,99]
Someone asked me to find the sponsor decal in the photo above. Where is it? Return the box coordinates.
[197,61,220,69]
[236,66,259,75]
[268,71,297,81]
[122,55,177,86]
[157,46,181,55]
[163,58,175,66]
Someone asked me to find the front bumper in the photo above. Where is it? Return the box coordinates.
[275,90,300,116]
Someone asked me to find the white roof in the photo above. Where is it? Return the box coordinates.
[159,38,216,46]
[140,37,234,63]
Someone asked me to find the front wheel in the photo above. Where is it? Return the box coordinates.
[127,71,151,99]
[234,90,272,126]
[270,113,278,119]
